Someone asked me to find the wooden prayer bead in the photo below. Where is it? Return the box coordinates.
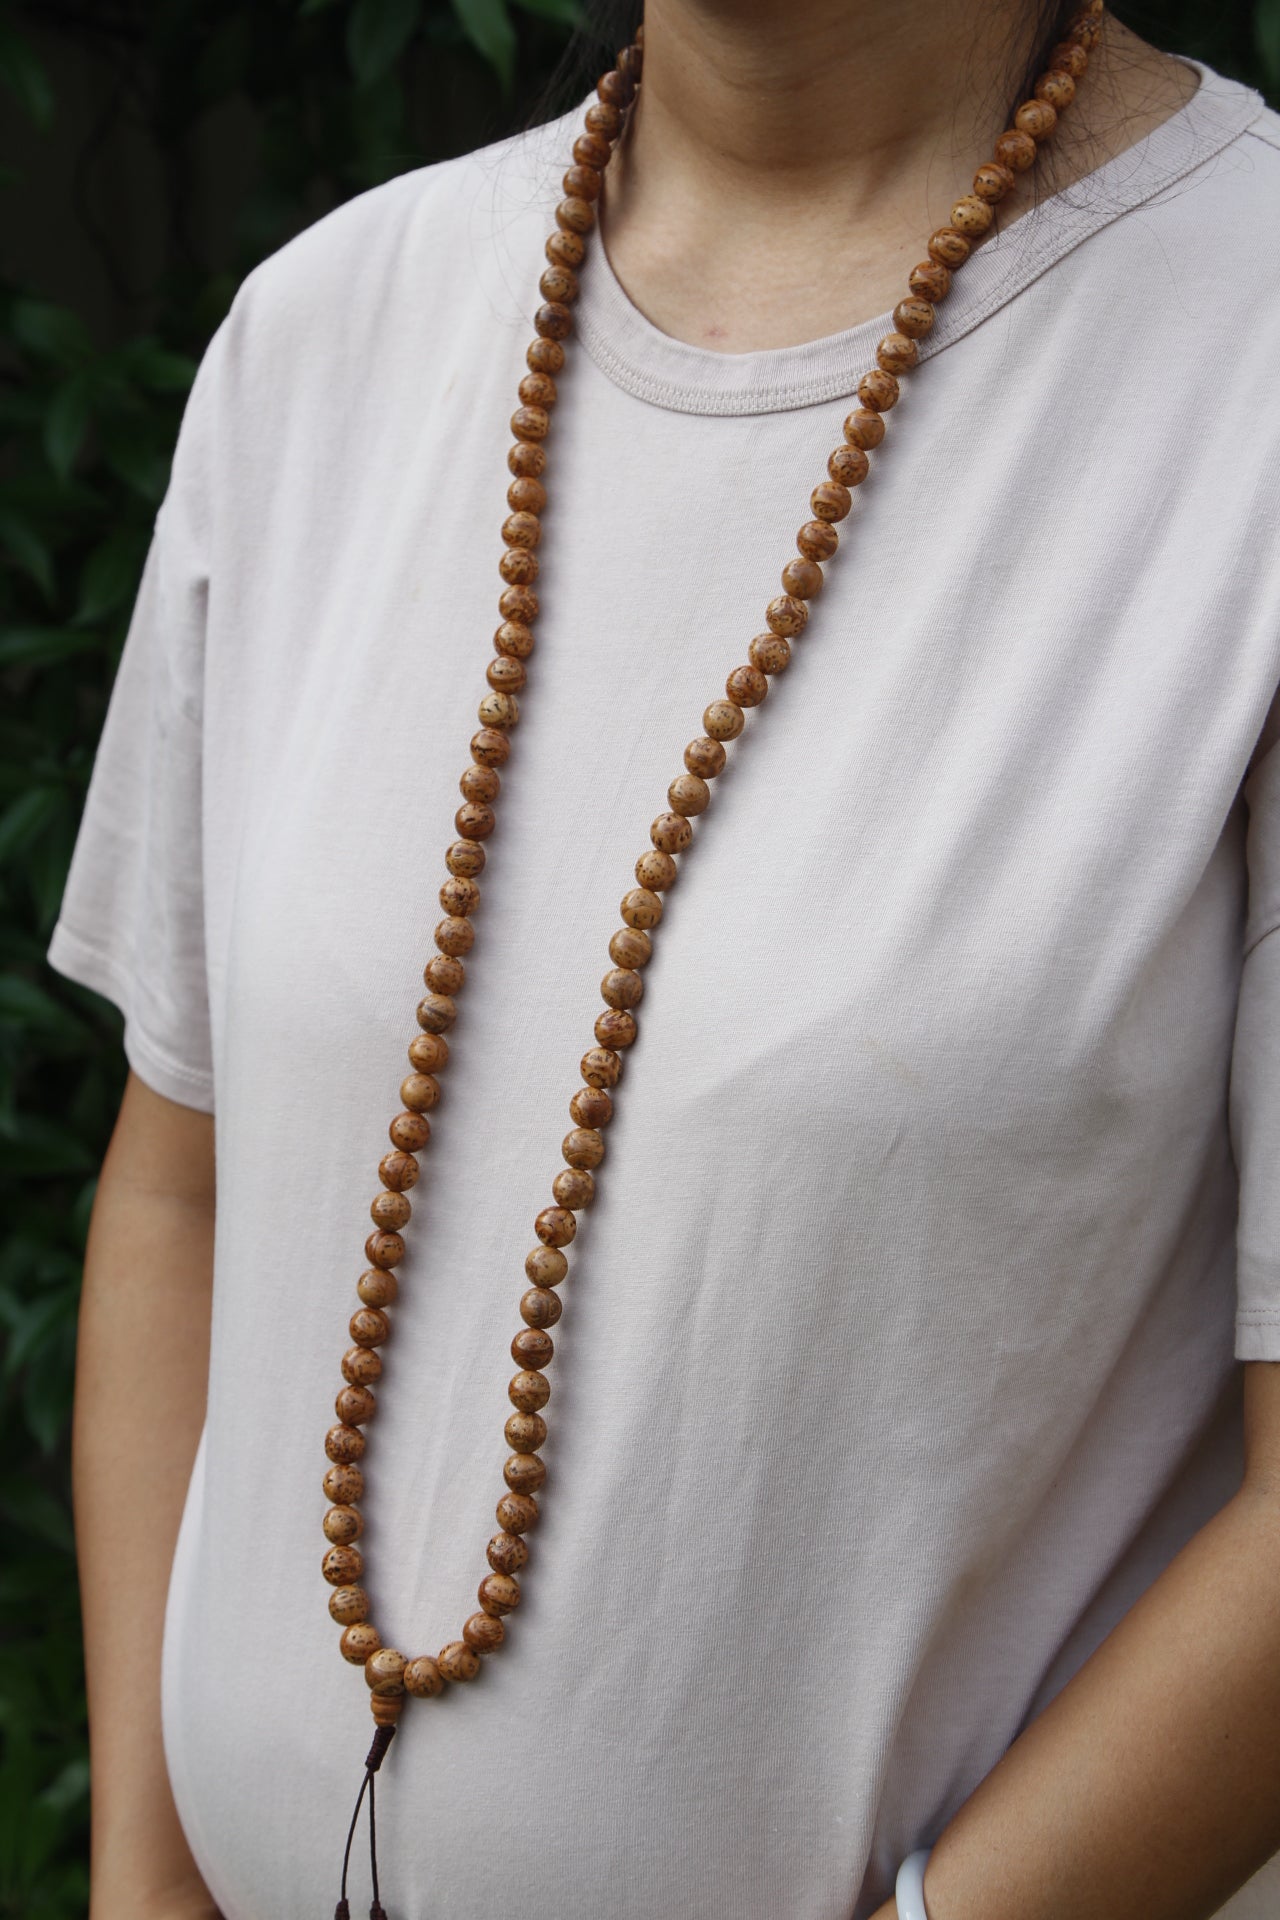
[499,548,539,588]
[1015,99,1057,140]
[684,735,727,778]
[563,1127,605,1169]
[506,1410,548,1452]
[635,849,677,890]
[495,619,535,658]
[485,657,526,695]
[526,336,564,375]
[424,955,464,996]
[908,261,951,303]
[595,1008,637,1049]
[341,1622,381,1664]
[877,331,919,372]
[511,405,549,442]
[858,369,900,410]
[535,300,574,340]
[507,440,546,478]
[342,1345,382,1387]
[435,914,476,956]
[1048,40,1089,75]
[797,520,838,562]
[894,297,935,336]
[501,510,541,551]
[573,131,611,168]
[358,1269,398,1309]
[601,967,643,1009]
[1065,11,1101,47]
[417,991,457,1031]
[323,1544,364,1586]
[781,558,824,598]
[973,162,1016,202]
[809,484,851,525]
[927,227,971,268]
[620,886,663,928]
[540,265,579,306]
[464,1612,505,1653]
[703,699,745,742]
[336,1384,377,1425]
[556,197,596,235]
[438,1641,481,1683]
[363,1234,402,1273]
[497,1491,540,1532]
[326,1423,366,1464]
[378,1151,418,1193]
[506,472,547,514]
[948,197,993,237]
[520,1285,564,1329]
[329,1585,371,1626]
[766,592,811,633]
[580,1045,622,1087]
[389,1111,430,1152]
[403,1655,444,1697]
[749,633,791,675]
[508,1371,550,1413]
[608,927,651,969]
[370,1191,410,1232]
[727,664,769,707]
[535,1206,576,1247]
[440,874,481,915]
[477,691,519,731]
[518,372,557,410]
[1036,69,1075,108]
[584,100,621,138]
[350,1308,390,1347]
[365,1648,407,1696]
[563,164,600,202]
[668,772,710,815]
[325,1462,364,1504]
[570,1084,614,1127]
[504,1452,547,1494]
[400,1071,439,1113]
[479,1572,522,1615]
[547,224,587,266]
[651,811,693,854]
[487,1532,529,1575]
[324,1505,364,1545]
[994,128,1038,170]
[827,446,868,489]
[526,1244,569,1284]
[552,1168,595,1210]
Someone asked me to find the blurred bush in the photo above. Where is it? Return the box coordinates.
[0,0,1275,1910]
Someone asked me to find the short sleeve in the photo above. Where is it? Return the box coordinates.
[1230,694,1280,1359]
[45,330,225,1114]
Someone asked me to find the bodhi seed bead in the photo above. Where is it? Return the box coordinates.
[488,1532,529,1574]
[908,262,950,303]
[497,1491,540,1533]
[336,1383,377,1425]
[323,1544,364,1586]
[504,1453,547,1494]
[798,521,839,561]
[324,1462,364,1503]
[973,162,1016,202]
[440,875,481,914]
[410,1030,449,1069]
[1015,98,1057,140]
[580,1045,622,1086]
[552,1167,595,1209]
[464,1612,505,1653]
[994,128,1038,170]
[341,1622,381,1664]
[571,1083,614,1126]
[326,1423,366,1464]
[459,764,500,804]
[424,956,464,995]
[324,1505,364,1545]
[1036,69,1075,108]
[827,447,868,489]
[364,1229,403,1270]
[401,1073,439,1111]
[479,1572,522,1615]
[608,927,651,969]
[341,1346,382,1387]
[927,227,971,268]
[766,593,810,633]
[726,665,768,708]
[563,1127,605,1168]
[389,1111,430,1152]
[809,484,851,525]
[595,1008,638,1049]
[601,967,642,1009]
[535,1206,576,1247]
[509,1370,550,1412]
[472,725,511,765]
[894,297,935,337]
[350,1307,390,1346]
[520,1286,563,1329]
[403,1655,444,1697]
[749,633,791,675]
[526,1245,568,1284]
[651,812,692,854]
[438,1641,481,1683]
[378,1151,418,1191]
[877,332,919,373]
[620,886,663,927]
[365,1648,407,1696]
[685,735,726,778]
[668,773,710,815]
[329,1585,371,1625]
[703,699,745,740]
[370,1191,410,1231]
[447,838,487,875]
[358,1269,398,1309]
[781,557,823,599]
[635,850,676,891]
[858,369,900,410]
[506,1411,548,1451]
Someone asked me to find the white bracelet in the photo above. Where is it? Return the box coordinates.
[894,1848,933,1920]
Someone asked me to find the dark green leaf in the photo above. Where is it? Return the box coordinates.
[1259,0,1280,85]
[10,301,92,369]
[0,1484,75,1555]
[0,16,53,128]
[451,0,516,87]
[0,975,89,1041]
[0,788,62,866]
[73,530,145,627]
[0,629,101,671]
[510,0,581,23]
[119,341,198,394]
[43,373,95,482]
[346,0,422,86]
[0,509,55,601]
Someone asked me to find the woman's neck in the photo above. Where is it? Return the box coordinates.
[600,0,1198,350]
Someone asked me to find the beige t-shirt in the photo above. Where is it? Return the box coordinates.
[47,60,1280,1920]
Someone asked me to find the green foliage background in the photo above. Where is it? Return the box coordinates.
[0,0,1275,1909]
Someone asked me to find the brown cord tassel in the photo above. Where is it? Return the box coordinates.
[335,1724,396,1919]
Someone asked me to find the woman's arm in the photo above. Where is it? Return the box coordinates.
[74,1070,219,1920]
[871,1363,1280,1920]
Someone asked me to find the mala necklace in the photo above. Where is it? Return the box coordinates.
[321,11,1104,1912]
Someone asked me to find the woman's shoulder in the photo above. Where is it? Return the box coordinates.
[208,104,577,393]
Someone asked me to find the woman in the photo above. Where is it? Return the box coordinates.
[49,0,1280,1914]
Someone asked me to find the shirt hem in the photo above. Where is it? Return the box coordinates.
[46,919,216,1114]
